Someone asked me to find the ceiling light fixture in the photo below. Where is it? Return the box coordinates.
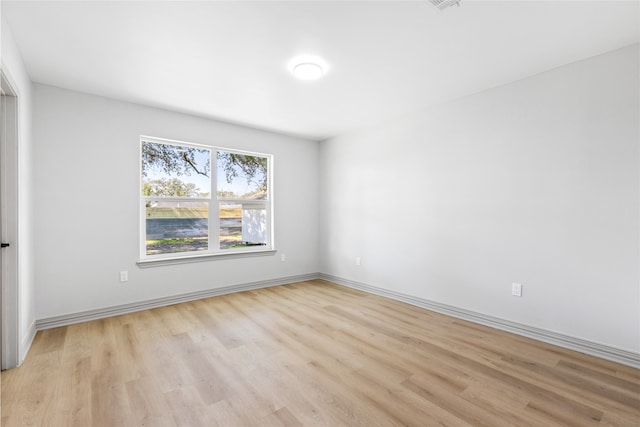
[429,0,461,11]
[293,62,324,80]
[289,56,328,81]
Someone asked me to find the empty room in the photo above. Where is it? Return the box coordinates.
[1,0,638,426]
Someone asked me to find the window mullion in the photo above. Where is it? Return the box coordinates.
[210,149,220,252]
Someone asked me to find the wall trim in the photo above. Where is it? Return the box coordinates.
[19,319,36,366]
[36,273,320,330]
[136,249,277,268]
[319,273,640,369]
[34,272,639,369]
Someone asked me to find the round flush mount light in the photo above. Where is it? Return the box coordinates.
[293,62,324,80]
[289,56,327,81]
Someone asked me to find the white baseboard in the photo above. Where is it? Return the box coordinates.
[34,272,639,369]
[19,319,37,366]
[319,273,640,369]
[36,273,320,330]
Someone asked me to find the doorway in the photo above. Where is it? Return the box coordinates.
[1,72,19,370]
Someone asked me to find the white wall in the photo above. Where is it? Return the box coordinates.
[320,45,639,354]
[1,16,36,364]
[33,84,319,319]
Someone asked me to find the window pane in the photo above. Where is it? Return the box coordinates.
[146,201,208,255]
[220,202,267,250]
[217,151,267,199]
[142,141,211,198]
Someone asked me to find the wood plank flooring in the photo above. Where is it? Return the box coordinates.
[2,280,639,426]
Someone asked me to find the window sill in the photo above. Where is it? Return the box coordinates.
[137,249,277,268]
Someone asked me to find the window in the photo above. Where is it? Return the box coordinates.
[140,136,272,260]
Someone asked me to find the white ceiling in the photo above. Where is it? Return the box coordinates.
[2,0,638,141]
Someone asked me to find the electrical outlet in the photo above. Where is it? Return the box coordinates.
[512,283,522,297]
[280,253,286,262]
[120,271,128,283]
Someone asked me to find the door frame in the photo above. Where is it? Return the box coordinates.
[1,70,20,370]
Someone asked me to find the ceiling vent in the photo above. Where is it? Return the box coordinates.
[429,0,461,11]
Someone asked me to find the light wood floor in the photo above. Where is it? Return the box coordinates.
[2,280,639,426]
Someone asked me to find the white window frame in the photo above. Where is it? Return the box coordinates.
[138,135,274,266]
